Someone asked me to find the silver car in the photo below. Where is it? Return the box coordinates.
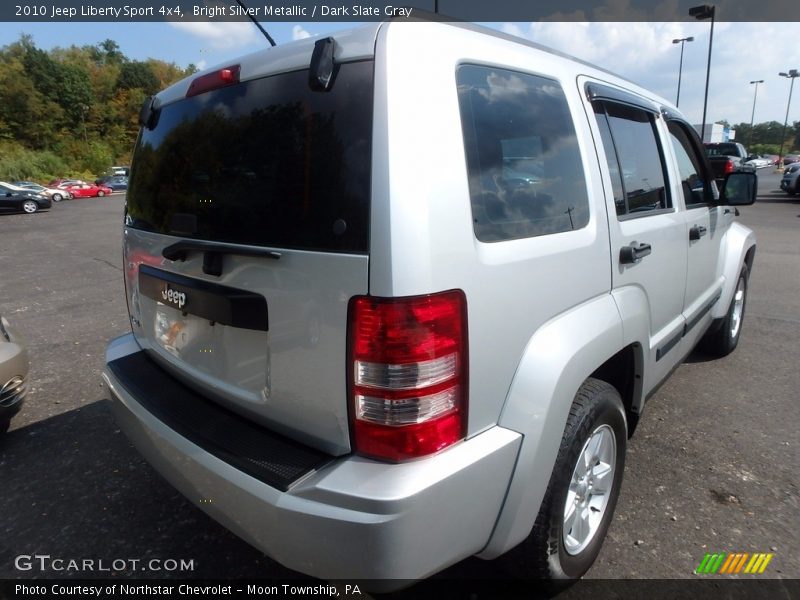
[104,19,756,587]
[0,315,28,434]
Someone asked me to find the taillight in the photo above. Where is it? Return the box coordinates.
[348,290,468,462]
[724,159,735,174]
[186,65,240,97]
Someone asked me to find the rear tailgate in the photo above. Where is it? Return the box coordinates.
[123,60,374,455]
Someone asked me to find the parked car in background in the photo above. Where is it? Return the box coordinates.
[12,181,72,202]
[95,175,128,191]
[64,183,113,198]
[783,154,800,166]
[765,154,780,166]
[0,182,52,214]
[781,163,800,196]
[744,155,772,169]
[0,314,28,435]
[49,179,86,189]
[704,142,757,184]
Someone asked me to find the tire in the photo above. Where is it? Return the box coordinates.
[97,190,105,197]
[52,193,63,202]
[502,378,627,584]
[22,200,38,213]
[699,264,748,357]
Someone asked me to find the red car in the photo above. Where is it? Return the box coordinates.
[64,183,113,198]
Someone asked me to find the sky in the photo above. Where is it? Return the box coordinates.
[0,20,798,128]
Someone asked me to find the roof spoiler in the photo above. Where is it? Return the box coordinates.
[138,95,160,130]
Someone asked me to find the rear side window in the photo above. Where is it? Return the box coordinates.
[457,65,590,242]
[126,61,373,253]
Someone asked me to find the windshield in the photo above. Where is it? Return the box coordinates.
[126,61,373,253]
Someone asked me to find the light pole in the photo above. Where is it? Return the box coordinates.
[690,4,716,143]
[749,80,764,146]
[673,36,694,107]
[778,69,798,166]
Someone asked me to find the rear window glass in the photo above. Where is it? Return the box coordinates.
[704,143,739,157]
[126,61,373,253]
[456,65,590,242]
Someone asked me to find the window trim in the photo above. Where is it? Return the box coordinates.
[618,207,676,222]
[585,82,660,114]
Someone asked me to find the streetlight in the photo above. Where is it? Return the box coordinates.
[672,36,694,107]
[749,80,764,146]
[690,4,716,143]
[778,69,799,166]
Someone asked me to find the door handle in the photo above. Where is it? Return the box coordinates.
[689,225,708,240]
[620,241,652,264]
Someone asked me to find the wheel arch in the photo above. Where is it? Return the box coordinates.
[712,222,756,320]
[589,343,644,437]
[478,293,626,558]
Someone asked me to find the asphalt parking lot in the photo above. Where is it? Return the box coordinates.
[0,174,798,590]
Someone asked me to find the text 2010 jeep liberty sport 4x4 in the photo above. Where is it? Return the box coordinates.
[103,19,757,587]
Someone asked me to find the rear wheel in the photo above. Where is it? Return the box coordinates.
[700,264,748,357]
[97,190,105,197]
[52,193,63,202]
[22,200,38,213]
[503,378,627,584]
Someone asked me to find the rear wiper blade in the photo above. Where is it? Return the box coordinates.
[162,240,281,261]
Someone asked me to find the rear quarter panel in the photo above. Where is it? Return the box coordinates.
[370,22,614,437]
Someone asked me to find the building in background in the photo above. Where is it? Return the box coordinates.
[694,122,736,143]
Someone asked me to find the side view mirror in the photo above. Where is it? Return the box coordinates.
[720,171,757,206]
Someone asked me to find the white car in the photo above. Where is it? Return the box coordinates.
[11,181,72,202]
[745,155,772,169]
[104,19,757,588]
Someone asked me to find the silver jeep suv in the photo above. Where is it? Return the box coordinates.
[104,19,757,586]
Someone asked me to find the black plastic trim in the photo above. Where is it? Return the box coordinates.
[656,330,682,362]
[108,351,332,491]
[685,293,721,335]
[656,292,721,361]
[162,240,282,262]
[586,82,660,113]
[138,265,268,331]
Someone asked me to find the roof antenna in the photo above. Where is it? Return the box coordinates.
[233,0,276,46]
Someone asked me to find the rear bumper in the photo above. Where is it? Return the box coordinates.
[103,334,521,584]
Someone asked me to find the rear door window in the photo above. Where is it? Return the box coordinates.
[126,61,373,253]
[457,65,590,242]
[593,101,672,218]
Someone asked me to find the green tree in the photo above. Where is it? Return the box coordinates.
[0,34,192,177]
[117,61,160,94]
